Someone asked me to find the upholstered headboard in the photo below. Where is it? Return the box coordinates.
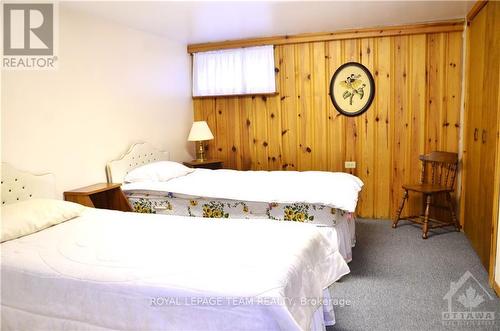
[106,142,170,183]
[1,163,56,205]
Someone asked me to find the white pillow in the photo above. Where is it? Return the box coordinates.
[1,199,86,243]
[124,161,194,183]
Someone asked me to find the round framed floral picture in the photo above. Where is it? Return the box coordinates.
[329,62,375,117]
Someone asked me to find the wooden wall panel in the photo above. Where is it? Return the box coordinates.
[253,96,269,170]
[445,32,463,153]
[192,31,463,219]
[391,36,410,217]
[407,35,427,216]
[373,37,392,218]
[358,38,375,216]
[426,33,445,154]
[311,42,328,171]
[214,99,229,162]
[296,43,314,171]
[326,41,345,173]
[266,48,283,171]
[238,97,254,170]
[280,45,298,171]
[343,40,361,178]
[225,98,241,170]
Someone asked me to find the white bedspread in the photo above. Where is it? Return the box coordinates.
[1,208,349,331]
[123,169,363,212]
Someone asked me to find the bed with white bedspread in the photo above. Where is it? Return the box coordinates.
[1,163,350,331]
[107,143,364,262]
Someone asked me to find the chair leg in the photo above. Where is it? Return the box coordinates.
[422,194,431,239]
[446,192,460,231]
[392,190,408,229]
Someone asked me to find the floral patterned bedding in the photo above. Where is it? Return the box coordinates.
[127,192,354,227]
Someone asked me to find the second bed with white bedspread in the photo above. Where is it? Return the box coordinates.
[2,207,349,331]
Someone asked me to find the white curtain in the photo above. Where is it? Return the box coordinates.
[192,45,276,97]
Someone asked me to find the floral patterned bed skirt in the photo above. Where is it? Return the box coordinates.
[126,192,354,228]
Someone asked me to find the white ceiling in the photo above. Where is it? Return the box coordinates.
[63,1,474,45]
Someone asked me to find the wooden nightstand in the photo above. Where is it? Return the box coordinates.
[183,159,224,170]
[64,183,132,212]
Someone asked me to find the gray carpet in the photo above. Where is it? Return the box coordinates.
[327,219,500,331]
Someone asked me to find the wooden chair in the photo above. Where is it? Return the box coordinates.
[392,151,460,239]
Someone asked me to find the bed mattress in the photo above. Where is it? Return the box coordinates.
[1,208,349,331]
[122,169,364,212]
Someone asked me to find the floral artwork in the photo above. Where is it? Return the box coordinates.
[329,62,375,117]
[340,74,366,105]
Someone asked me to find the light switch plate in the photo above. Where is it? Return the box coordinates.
[345,161,356,169]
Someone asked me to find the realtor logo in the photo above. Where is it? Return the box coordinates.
[442,271,496,327]
[3,3,53,55]
[2,2,57,69]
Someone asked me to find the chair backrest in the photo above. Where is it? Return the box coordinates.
[419,151,458,190]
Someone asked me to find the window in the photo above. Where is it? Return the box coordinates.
[192,45,276,97]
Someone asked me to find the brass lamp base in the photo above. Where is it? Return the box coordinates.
[195,141,206,162]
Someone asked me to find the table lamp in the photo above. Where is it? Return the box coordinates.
[188,121,214,162]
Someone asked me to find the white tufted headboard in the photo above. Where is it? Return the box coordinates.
[106,142,170,183]
[1,163,56,206]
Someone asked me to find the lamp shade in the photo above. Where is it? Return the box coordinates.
[188,121,214,141]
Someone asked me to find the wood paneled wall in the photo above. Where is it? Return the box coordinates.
[193,31,463,219]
